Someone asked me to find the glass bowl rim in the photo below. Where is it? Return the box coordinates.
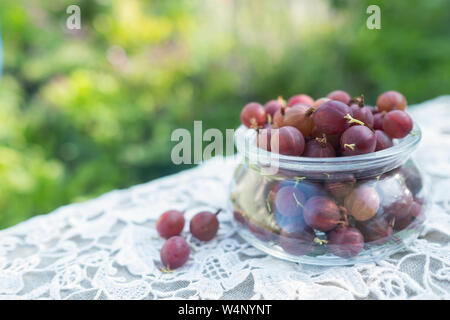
[235,120,421,172]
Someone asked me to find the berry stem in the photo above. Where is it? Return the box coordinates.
[266,199,272,214]
[358,94,365,107]
[348,94,364,107]
[315,133,328,147]
[306,107,315,117]
[215,209,222,216]
[266,191,273,214]
[277,96,286,106]
[344,114,365,126]
[292,192,304,208]
[159,266,173,273]
[390,216,396,228]
[343,143,356,151]
[313,237,328,245]
[293,176,306,187]
[338,206,349,226]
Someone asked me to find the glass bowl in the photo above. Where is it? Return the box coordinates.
[229,122,428,265]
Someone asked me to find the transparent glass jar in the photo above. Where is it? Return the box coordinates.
[229,122,428,265]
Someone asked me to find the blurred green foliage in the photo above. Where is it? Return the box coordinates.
[0,0,449,228]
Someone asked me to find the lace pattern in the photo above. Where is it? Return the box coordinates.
[0,96,449,300]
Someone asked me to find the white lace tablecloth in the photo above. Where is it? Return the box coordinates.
[1,97,449,300]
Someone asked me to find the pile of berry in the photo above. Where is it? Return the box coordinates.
[240,90,413,157]
[156,209,221,270]
[233,161,425,258]
[233,167,424,259]
[231,90,425,260]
